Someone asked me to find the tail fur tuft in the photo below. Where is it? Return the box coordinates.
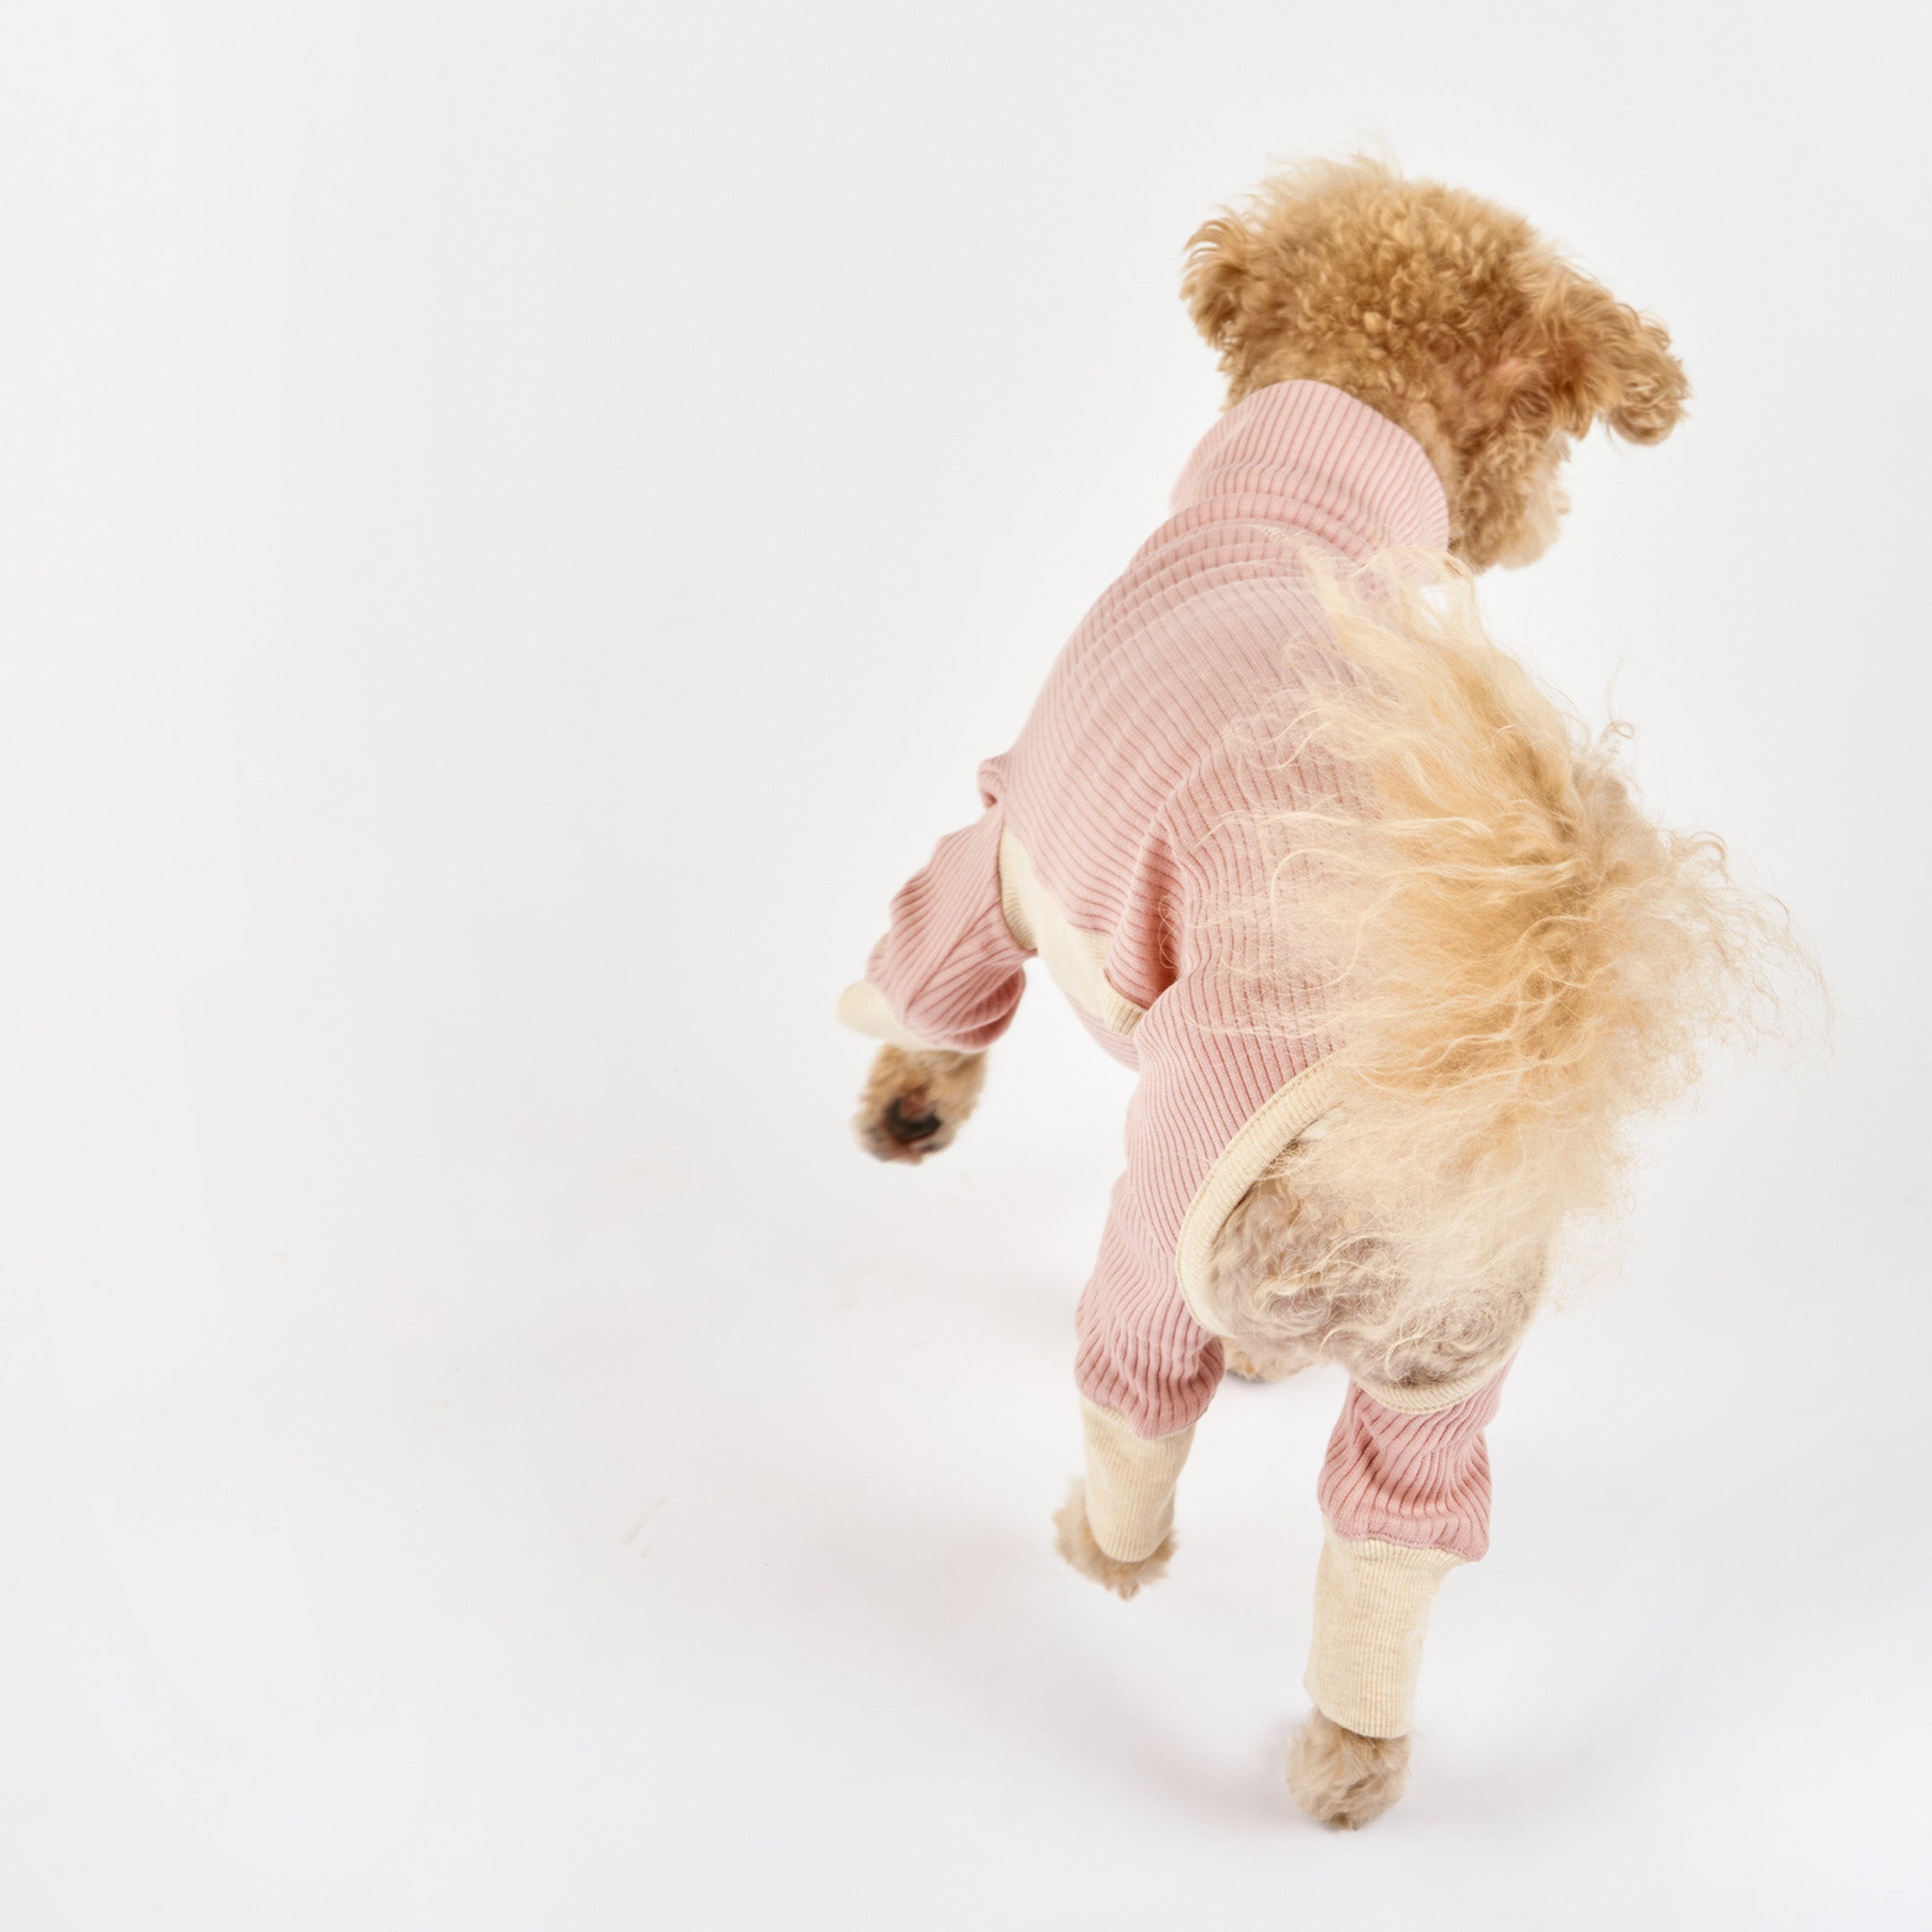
[1203,548,1818,1385]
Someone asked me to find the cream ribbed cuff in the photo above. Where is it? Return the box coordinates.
[1079,1397,1193,1562]
[1303,1530,1462,1739]
[836,979,939,1051]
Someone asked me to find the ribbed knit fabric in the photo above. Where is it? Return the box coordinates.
[1294,1368,1510,1731]
[851,808,1029,1055]
[1079,1398,1193,1562]
[1304,1532,1463,1738]
[844,382,1451,1444]
[1318,1365,1510,1563]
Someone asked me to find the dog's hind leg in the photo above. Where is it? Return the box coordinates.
[1288,1711,1411,1829]
[1289,1366,1510,1827]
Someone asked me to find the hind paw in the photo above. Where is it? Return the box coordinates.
[1288,1710,1411,1829]
[1051,1481,1174,1599]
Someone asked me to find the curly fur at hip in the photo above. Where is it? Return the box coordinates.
[1207,1164,1545,1396]
[1289,1709,1411,1829]
[1051,1482,1174,1599]
[1193,547,1818,1387]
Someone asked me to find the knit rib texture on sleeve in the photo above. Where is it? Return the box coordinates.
[1318,1367,1509,1562]
[860,808,1029,1054]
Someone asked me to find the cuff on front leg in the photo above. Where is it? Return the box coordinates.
[1304,1530,1462,1739]
[837,979,942,1052]
[1079,1397,1192,1563]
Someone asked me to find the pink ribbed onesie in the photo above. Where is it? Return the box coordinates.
[843,383,1512,1736]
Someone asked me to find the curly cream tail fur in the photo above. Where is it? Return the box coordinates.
[1197,549,1817,1377]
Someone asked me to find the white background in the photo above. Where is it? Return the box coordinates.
[1,4,1926,1927]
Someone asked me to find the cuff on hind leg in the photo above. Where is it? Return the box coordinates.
[1079,1398,1192,1561]
[1303,1529,1462,1739]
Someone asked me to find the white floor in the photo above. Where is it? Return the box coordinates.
[0,974,1921,1927]
[2,5,1928,1927]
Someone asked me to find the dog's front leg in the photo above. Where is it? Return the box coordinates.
[852,1043,987,1164]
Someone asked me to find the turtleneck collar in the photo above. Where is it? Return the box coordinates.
[1170,380,1449,558]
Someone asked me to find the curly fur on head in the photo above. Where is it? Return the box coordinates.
[1197,549,1816,1392]
[1182,157,1690,569]
[1289,1710,1411,1829]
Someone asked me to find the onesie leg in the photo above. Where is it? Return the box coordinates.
[1290,1368,1509,1826]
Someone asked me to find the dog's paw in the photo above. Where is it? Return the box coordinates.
[1287,1709,1411,1829]
[853,1045,987,1165]
[1051,1481,1173,1600]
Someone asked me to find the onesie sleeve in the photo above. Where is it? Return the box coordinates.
[838,807,1030,1055]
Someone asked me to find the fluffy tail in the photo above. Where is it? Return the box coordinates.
[1229,549,1813,1375]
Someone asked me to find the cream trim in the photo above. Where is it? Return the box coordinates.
[1079,1398,1193,1563]
[996,835,1037,951]
[1352,1358,1510,1415]
[1303,1530,1462,1739]
[1173,1056,1344,1334]
[996,832,1145,1037]
[836,979,940,1053]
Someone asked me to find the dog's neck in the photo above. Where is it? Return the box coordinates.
[1173,381,1449,560]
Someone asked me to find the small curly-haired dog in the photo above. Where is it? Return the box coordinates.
[842,158,1789,1827]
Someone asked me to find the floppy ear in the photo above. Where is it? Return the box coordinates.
[1182,214,1256,353]
[1536,272,1690,444]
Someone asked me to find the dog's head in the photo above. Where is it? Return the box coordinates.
[1182,158,1688,569]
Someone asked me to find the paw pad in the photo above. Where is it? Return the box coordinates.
[882,1097,943,1144]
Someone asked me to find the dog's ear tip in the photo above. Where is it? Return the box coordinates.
[1538,273,1690,440]
[1606,403,1687,445]
[1606,352,1690,445]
